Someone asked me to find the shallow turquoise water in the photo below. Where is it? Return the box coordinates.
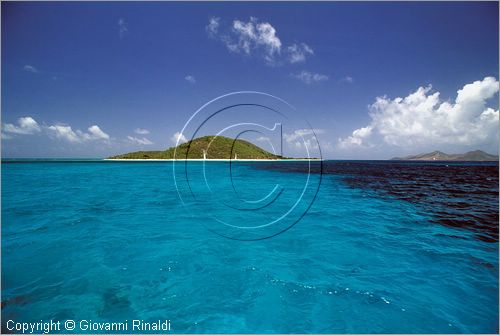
[1,161,498,333]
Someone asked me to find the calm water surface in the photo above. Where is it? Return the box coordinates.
[1,160,498,333]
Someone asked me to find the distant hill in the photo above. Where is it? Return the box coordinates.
[109,135,282,159]
[391,150,499,161]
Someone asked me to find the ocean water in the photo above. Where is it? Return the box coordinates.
[1,160,498,333]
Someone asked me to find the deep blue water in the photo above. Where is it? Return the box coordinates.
[1,160,498,333]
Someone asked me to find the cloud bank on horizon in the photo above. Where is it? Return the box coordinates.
[5,74,496,156]
[2,77,498,157]
[338,77,499,153]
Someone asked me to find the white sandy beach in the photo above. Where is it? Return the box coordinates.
[103,158,321,162]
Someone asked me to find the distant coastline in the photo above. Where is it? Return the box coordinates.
[391,150,498,162]
[2,157,498,163]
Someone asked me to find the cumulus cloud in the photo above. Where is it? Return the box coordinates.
[338,126,373,148]
[338,77,499,150]
[207,16,313,66]
[184,75,196,84]
[291,71,329,84]
[47,125,81,142]
[287,43,314,64]
[1,116,111,145]
[235,18,281,61]
[127,136,153,145]
[48,124,110,143]
[134,128,150,135]
[23,65,39,73]
[171,131,187,144]
[2,116,41,135]
[118,18,128,38]
[86,125,110,140]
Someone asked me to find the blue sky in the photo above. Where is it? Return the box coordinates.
[1,1,499,158]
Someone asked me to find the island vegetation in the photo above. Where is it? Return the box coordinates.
[109,135,284,160]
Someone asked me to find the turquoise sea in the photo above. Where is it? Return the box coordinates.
[1,160,498,333]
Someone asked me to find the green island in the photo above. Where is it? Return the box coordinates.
[109,135,284,160]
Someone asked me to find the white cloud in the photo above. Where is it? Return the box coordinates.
[47,125,81,142]
[291,71,329,84]
[338,77,499,150]
[184,75,196,84]
[23,65,39,73]
[284,128,325,142]
[171,131,187,144]
[283,128,325,150]
[207,16,313,66]
[287,43,314,64]
[118,18,128,38]
[48,124,110,143]
[338,126,373,149]
[1,116,112,145]
[134,128,150,135]
[127,136,153,145]
[256,136,270,142]
[2,116,41,135]
[230,17,282,64]
[206,17,220,37]
[86,125,110,140]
